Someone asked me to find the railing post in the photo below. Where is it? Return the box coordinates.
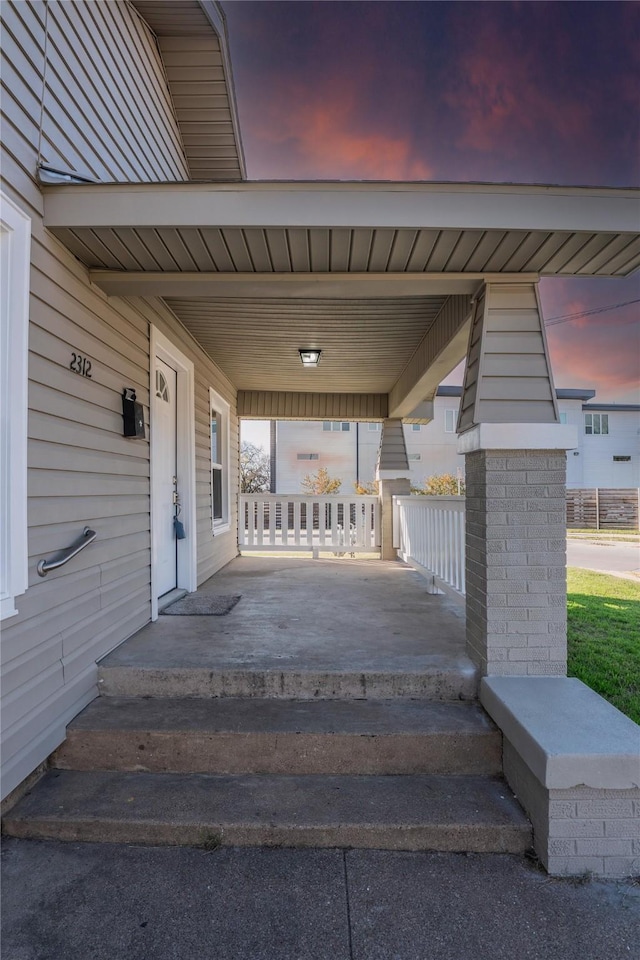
[378,478,411,560]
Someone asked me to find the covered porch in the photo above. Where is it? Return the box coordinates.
[97,554,474,701]
[30,178,639,877]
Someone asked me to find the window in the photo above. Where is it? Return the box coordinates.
[585,413,609,435]
[613,456,631,462]
[444,409,457,434]
[155,369,170,402]
[323,421,350,432]
[210,388,230,531]
[368,422,381,432]
[411,424,421,431]
[297,453,319,460]
[408,453,422,461]
[559,412,568,424]
[1,193,30,620]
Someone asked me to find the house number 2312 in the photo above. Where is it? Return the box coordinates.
[70,352,92,378]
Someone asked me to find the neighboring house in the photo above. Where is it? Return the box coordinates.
[1,0,638,810]
[577,403,640,488]
[273,388,639,491]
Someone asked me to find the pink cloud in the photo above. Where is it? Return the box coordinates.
[443,19,593,158]
[541,278,640,402]
[244,78,434,180]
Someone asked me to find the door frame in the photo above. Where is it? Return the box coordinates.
[150,326,197,620]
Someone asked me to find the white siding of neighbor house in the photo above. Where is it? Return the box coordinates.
[273,397,636,493]
[580,408,640,488]
[0,0,238,800]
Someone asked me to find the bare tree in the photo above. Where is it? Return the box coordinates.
[240,441,270,493]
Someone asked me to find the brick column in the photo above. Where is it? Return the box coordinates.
[458,425,576,677]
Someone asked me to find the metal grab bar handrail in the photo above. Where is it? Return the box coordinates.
[37,527,97,577]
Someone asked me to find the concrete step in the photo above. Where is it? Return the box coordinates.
[2,770,531,853]
[97,664,478,701]
[52,697,502,776]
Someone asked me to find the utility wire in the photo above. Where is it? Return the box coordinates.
[544,298,640,327]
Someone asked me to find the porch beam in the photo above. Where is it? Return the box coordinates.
[87,271,520,299]
[238,391,388,421]
[43,181,640,233]
[388,294,473,419]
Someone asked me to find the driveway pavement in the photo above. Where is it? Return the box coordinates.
[2,839,639,960]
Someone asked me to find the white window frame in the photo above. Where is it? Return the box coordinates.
[323,421,350,432]
[297,453,319,460]
[1,193,30,620]
[559,412,568,424]
[411,424,421,431]
[368,422,381,432]
[444,409,457,434]
[408,453,422,461]
[584,413,609,435]
[210,387,230,534]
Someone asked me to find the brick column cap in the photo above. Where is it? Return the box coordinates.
[481,677,640,790]
[457,423,577,454]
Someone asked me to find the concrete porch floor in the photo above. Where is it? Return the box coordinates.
[100,557,476,699]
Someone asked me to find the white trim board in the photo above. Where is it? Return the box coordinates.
[457,423,578,453]
[150,327,197,620]
[0,192,30,621]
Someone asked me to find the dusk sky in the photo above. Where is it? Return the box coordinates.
[224,0,639,415]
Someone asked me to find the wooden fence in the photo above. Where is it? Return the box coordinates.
[566,488,640,529]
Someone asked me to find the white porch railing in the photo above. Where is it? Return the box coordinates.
[394,495,466,597]
[239,494,381,554]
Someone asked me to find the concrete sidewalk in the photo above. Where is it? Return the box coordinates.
[2,839,638,960]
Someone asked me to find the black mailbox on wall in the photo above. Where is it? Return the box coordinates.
[122,388,145,438]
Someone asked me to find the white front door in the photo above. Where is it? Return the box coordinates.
[153,358,178,598]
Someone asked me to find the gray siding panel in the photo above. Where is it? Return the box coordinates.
[1,0,188,185]
[458,282,558,432]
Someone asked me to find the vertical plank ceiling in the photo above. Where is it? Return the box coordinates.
[165,296,451,392]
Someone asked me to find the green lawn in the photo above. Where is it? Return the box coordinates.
[567,568,640,723]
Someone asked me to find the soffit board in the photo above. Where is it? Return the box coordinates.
[130,0,245,180]
[43,182,640,277]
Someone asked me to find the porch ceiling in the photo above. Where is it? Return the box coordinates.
[42,180,639,401]
[165,296,450,392]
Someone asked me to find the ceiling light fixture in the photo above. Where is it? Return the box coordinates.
[299,349,321,367]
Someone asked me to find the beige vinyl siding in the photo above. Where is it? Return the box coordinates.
[1,0,188,188]
[0,1,236,799]
[1,214,153,797]
[2,222,239,797]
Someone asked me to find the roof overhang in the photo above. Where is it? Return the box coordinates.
[42,180,639,405]
[130,0,246,180]
[43,181,640,286]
